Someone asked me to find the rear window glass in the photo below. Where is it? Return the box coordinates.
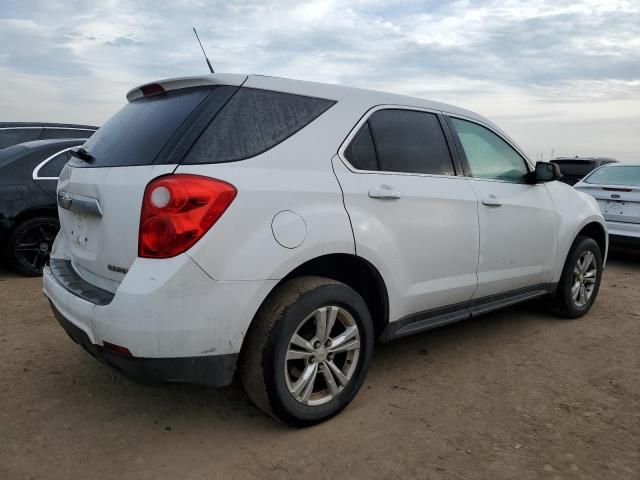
[551,160,595,177]
[184,88,335,164]
[78,88,212,168]
[0,128,42,149]
[584,166,640,186]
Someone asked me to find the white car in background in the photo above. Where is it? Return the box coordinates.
[43,73,607,426]
[574,163,640,247]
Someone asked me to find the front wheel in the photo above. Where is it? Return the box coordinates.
[552,236,603,318]
[240,276,374,427]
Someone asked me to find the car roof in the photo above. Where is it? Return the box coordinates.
[551,157,618,163]
[126,73,519,151]
[0,122,99,130]
[594,162,640,167]
[5,138,86,151]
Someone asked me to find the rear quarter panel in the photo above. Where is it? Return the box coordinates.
[176,99,368,281]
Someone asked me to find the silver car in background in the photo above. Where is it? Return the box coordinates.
[574,164,640,247]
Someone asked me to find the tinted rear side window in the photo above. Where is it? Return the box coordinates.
[38,150,72,178]
[344,122,378,171]
[184,88,335,164]
[0,128,42,149]
[41,128,95,140]
[78,87,215,168]
[366,109,455,175]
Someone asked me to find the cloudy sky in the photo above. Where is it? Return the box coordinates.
[1,0,638,161]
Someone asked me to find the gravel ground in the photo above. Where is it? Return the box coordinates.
[0,250,638,480]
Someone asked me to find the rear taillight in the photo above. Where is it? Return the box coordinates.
[139,174,236,258]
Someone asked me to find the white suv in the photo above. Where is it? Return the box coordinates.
[44,74,607,426]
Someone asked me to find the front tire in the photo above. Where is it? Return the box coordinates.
[240,276,374,427]
[552,236,603,318]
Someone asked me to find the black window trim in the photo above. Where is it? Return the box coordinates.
[32,146,75,180]
[337,104,462,178]
[444,113,535,184]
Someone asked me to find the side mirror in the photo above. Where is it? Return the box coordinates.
[531,162,562,183]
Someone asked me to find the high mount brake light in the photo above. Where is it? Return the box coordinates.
[139,175,237,258]
[140,83,166,97]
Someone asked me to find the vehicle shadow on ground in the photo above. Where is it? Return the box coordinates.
[25,245,640,431]
[607,246,640,267]
[37,296,577,432]
[0,263,21,279]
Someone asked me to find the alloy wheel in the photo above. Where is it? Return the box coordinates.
[284,306,361,406]
[571,250,597,307]
[14,221,58,273]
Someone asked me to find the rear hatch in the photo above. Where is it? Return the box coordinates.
[56,77,244,292]
[575,165,640,224]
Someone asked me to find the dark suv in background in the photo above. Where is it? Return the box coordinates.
[0,122,97,149]
[551,157,619,186]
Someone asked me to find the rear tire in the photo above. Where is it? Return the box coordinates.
[552,236,603,318]
[5,217,59,277]
[240,276,374,427]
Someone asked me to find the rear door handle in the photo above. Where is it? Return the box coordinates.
[368,185,402,200]
[481,194,502,207]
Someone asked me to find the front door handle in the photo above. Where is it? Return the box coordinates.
[481,194,502,207]
[368,185,402,200]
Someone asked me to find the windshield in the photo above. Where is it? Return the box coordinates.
[584,165,640,186]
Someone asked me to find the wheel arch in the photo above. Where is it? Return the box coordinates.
[1,206,58,250]
[576,221,607,260]
[240,253,390,360]
[11,206,58,228]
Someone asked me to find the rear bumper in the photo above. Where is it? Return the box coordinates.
[51,301,238,387]
[43,250,278,387]
[607,221,640,241]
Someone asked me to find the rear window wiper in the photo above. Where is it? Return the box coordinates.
[70,147,95,163]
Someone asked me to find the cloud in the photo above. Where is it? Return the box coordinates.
[0,0,638,160]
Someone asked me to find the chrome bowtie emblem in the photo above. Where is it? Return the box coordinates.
[58,191,73,209]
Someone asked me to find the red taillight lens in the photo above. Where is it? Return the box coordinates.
[139,175,236,258]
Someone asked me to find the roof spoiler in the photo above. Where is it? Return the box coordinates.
[126,74,247,102]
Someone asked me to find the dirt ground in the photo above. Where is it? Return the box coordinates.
[0,251,638,480]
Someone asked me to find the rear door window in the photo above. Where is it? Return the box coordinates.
[183,88,335,164]
[77,87,225,168]
[344,122,378,171]
[0,128,42,149]
[363,109,455,175]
